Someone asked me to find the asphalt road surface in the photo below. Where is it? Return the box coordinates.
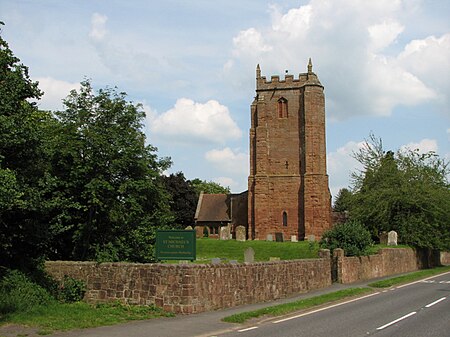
[216,272,450,337]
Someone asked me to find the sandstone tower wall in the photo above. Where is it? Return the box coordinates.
[248,61,331,240]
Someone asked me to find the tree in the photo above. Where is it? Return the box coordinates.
[48,80,173,262]
[161,172,198,229]
[191,178,230,194]
[333,188,353,212]
[349,134,450,250]
[320,220,373,256]
[0,26,55,269]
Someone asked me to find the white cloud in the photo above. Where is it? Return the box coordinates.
[327,141,365,199]
[214,176,237,190]
[149,98,242,144]
[398,33,450,106]
[400,138,438,154]
[205,147,248,174]
[232,28,272,58]
[35,77,81,111]
[368,19,404,52]
[89,13,108,41]
[225,0,448,119]
[271,5,312,39]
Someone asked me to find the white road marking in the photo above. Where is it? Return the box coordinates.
[396,270,450,289]
[272,292,380,324]
[425,297,446,308]
[376,311,417,330]
[238,327,258,332]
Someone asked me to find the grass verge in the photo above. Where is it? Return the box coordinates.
[0,301,174,333]
[222,287,372,324]
[368,265,450,288]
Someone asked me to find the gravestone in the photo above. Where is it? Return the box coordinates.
[291,235,298,242]
[388,230,398,246]
[229,260,238,264]
[275,232,284,242]
[308,234,316,242]
[236,225,246,242]
[211,258,221,264]
[266,234,273,241]
[244,247,255,263]
[220,226,230,240]
[379,232,388,245]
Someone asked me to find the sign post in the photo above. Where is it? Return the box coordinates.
[156,230,196,261]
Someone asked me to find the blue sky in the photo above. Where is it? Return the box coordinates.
[1,0,449,199]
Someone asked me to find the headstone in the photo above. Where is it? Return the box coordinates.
[244,247,255,263]
[291,235,298,242]
[211,258,221,265]
[269,257,280,261]
[220,226,230,240]
[275,232,284,242]
[308,235,316,242]
[236,225,246,242]
[266,234,273,241]
[185,225,193,230]
[388,230,398,246]
[379,232,388,245]
[229,260,238,264]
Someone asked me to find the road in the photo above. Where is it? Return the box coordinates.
[216,272,450,337]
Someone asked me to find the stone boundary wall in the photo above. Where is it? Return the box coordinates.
[441,252,450,265]
[45,248,446,313]
[45,256,331,314]
[333,248,422,284]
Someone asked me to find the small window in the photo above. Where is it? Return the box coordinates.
[278,98,288,118]
[282,211,288,226]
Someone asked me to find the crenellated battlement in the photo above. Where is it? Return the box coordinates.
[256,59,322,91]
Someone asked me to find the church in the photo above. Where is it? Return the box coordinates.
[195,60,332,241]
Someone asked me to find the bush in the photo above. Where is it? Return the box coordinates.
[58,275,86,303]
[0,269,55,314]
[320,220,373,256]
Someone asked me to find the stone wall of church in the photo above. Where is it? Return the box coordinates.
[248,67,331,241]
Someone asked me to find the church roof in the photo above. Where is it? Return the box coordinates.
[195,193,231,222]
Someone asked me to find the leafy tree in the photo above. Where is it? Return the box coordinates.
[0,26,55,268]
[333,188,353,212]
[349,134,450,250]
[191,178,230,194]
[320,220,373,256]
[161,172,198,229]
[48,80,173,262]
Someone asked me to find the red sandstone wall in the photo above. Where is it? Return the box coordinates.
[441,252,450,265]
[45,258,331,314]
[333,248,421,284]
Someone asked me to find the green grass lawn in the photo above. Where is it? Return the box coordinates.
[0,301,174,335]
[193,238,320,263]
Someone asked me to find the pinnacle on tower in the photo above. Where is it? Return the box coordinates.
[256,64,261,79]
[308,58,313,73]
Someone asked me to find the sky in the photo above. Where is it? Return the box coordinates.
[1,0,449,200]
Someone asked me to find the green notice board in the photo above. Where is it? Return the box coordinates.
[156,230,196,260]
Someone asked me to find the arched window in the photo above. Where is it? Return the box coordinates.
[282,211,288,226]
[278,97,288,118]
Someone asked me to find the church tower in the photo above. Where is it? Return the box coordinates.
[248,60,331,241]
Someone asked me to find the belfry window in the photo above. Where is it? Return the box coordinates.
[278,97,288,118]
[282,211,288,226]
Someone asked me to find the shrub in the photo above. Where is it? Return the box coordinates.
[58,275,86,303]
[0,269,55,314]
[320,220,373,256]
